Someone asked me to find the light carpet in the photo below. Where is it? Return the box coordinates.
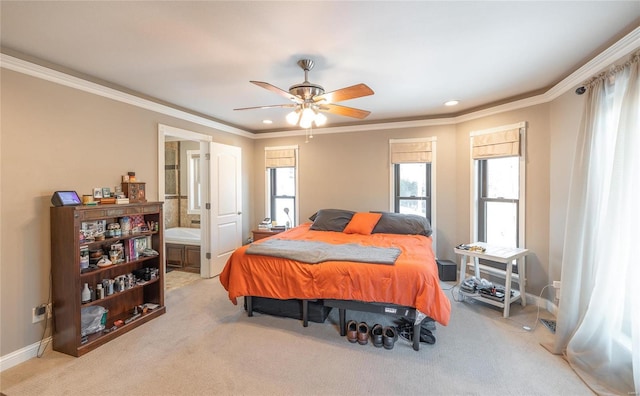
[1,278,592,395]
[165,270,201,292]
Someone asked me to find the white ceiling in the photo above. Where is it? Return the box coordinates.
[1,1,639,133]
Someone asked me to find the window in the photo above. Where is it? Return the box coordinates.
[394,162,431,220]
[269,167,296,227]
[389,138,436,246]
[265,146,298,227]
[477,156,519,247]
[471,123,525,248]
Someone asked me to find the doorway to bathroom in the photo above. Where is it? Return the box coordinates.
[158,124,243,281]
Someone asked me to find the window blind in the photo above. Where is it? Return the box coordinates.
[472,128,521,159]
[265,148,296,168]
[390,141,432,163]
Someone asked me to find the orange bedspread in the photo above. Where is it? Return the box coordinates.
[219,223,451,326]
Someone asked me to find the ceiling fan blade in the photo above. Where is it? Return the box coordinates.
[314,83,374,104]
[250,81,302,103]
[234,104,296,111]
[319,103,371,119]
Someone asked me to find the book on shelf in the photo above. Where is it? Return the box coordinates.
[116,198,130,205]
[126,239,138,261]
[126,236,151,261]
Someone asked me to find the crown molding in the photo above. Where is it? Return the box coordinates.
[0,54,254,139]
[544,26,640,101]
[2,26,638,139]
[252,117,456,139]
[262,26,640,136]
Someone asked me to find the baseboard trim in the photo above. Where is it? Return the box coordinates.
[0,337,51,372]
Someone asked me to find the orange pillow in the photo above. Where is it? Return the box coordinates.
[343,212,382,235]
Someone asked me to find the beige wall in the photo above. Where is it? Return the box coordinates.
[254,105,556,297]
[0,69,254,356]
[548,90,584,288]
[1,64,586,361]
[252,124,459,259]
[455,104,552,295]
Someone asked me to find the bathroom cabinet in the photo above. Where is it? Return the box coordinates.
[166,243,200,273]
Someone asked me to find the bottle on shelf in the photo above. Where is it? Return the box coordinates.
[81,283,91,303]
[96,284,104,300]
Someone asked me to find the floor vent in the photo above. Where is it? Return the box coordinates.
[540,318,556,333]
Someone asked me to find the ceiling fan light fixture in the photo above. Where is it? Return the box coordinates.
[299,107,315,129]
[314,111,327,127]
[237,59,374,133]
[286,110,301,125]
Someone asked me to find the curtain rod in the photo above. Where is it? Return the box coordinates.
[576,50,640,95]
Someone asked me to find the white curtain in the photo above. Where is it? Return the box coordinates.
[552,51,639,395]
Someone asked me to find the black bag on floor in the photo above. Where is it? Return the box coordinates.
[246,297,332,323]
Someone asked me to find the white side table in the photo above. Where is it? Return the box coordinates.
[454,242,528,318]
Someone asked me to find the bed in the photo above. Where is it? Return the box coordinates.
[219,209,451,350]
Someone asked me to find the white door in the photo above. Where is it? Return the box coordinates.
[205,142,242,277]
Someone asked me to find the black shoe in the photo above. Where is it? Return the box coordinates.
[395,316,436,331]
[396,325,413,343]
[370,324,383,348]
[396,325,436,345]
[419,328,436,344]
[382,326,397,350]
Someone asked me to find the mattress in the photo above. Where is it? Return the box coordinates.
[219,223,451,326]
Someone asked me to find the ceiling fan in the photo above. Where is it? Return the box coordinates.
[234,59,374,128]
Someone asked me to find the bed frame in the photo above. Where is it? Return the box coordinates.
[245,296,423,351]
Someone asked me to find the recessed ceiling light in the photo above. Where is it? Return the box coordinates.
[262,119,273,124]
[444,100,459,106]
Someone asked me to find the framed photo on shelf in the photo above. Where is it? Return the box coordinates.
[80,220,106,241]
[101,187,111,198]
[109,242,124,263]
[134,236,148,253]
[93,188,103,199]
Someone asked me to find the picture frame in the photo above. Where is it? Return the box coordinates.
[102,187,111,198]
[133,236,148,254]
[109,242,124,264]
[93,187,103,199]
[81,220,106,233]
[80,220,107,240]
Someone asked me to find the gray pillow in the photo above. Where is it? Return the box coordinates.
[309,209,355,232]
[371,212,432,237]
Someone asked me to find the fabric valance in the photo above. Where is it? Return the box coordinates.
[265,148,296,168]
[390,141,432,163]
[472,128,520,159]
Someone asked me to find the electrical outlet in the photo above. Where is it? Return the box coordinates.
[31,303,51,323]
[553,281,562,300]
[32,305,46,323]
